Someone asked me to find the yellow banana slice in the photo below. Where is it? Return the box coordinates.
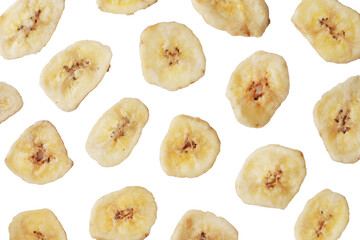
[86,98,149,167]
[140,22,206,91]
[171,210,238,240]
[0,82,23,124]
[235,144,306,209]
[314,76,360,163]
[5,120,73,184]
[40,40,112,112]
[160,115,220,178]
[295,189,349,240]
[9,209,67,240]
[89,186,157,240]
[292,0,360,63]
[97,0,157,15]
[226,51,289,128]
[0,0,64,59]
[191,0,270,37]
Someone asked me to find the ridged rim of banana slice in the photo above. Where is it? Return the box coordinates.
[86,98,149,167]
[314,76,360,163]
[226,51,290,128]
[0,81,23,124]
[0,0,65,59]
[160,114,220,178]
[89,186,157,240]
[171,210,238,240]
[97,0,158,15]
[235,144,306,209]
[140,21,206,91]
[9,209,67,240]
[294,189,349,240]
[191,0,270,37]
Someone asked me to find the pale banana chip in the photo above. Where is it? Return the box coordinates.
[5,120,73,184]
[40,40,112,112]
[226,51,289,128]
[292,0,360,63]
[235,144,306,209]
[140,22,206,91]
[0,82,23,124]
[171,210,238,240]
[0,0,64,59]
[97,0,157,15]
[86,98,149,167]
[90,186,157,240]
[295,189,349,240]
[9,209,67,240]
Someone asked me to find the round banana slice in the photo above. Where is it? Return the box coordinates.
[40,40,112,112]
[9,209,67,240]
[0,0,65,59]
[160,115,220,178]
[314,76,360,163]
[86,98,149,167]
[295,189,349,240]
[89,186,157,240]
[226,51,289,128]
[171,210,238,240]
[97,0,157,15]
[0,82,23,124]
[292,0,360,63]
[140,22,206,91]
[5,120,73,184]
[235,144,306,209]
[191,0,270,37]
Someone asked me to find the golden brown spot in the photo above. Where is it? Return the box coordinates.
[319,18,345,40]
[31,144,51,166]
[248,78,269,101]
[115,208,134,221]
[164,47,180,66]
[181,137,197,153]
[199,232,208,240]
[335,109,351,134]
[63,59,90,80]
[111,117,130,140]
[315,211,333,237]
[33,231,46,240]
[264,169,283,188]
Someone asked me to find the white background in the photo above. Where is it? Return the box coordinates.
[0,0,360,239]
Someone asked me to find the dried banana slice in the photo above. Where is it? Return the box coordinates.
[292,0,360,63]
[140,22,206,91]
[86,98,149,167]
[40,40,112,112]
[171,210,238,240]
[314,76,360,163]
[226,51,289,128]
[97,0,157,15]
[160,115,220,178]
[0,82,23,124]
[295,189,349,240]
[90,186,157,240]
[235,144,306,209]
[9,209,67,240]
[5,120,73,184]
[191,0,270,37]
[0,0,64,59]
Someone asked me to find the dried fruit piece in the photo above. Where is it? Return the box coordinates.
[292,0,360,63]
[140,22,206,91]
[0,82,23,123]
[0,0,64,59]
[171,210,238,240]
[160,115,220,178]
[9,209,67,240]
[5,120,73,184]
[191,0,270,37]
[86,98,149,167]
[314,76,360,163]
[40,40,112,111]
[235,144,306,209]
[90,186,157,240]
[295,189,349,240]
[97,0,157,15]
[226,51,289,128]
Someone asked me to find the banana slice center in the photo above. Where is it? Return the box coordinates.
[180,137,197,153]
[248,78,269,102]
[31,144,52,166]
[33,230,47,240]
[164,47,181,66]
[315,211,333,237]
[111,117,131,141]
[334,109,351,134]
[114,208,134,221]
[319,17,345,41]
[198,231,210,239]
[264,169,283,189]
[17,9,42,38]
[62,59,91,81]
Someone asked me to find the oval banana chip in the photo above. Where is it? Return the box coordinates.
[0,0,65,59]
[97,0,157,15]
[0,82,23,124]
